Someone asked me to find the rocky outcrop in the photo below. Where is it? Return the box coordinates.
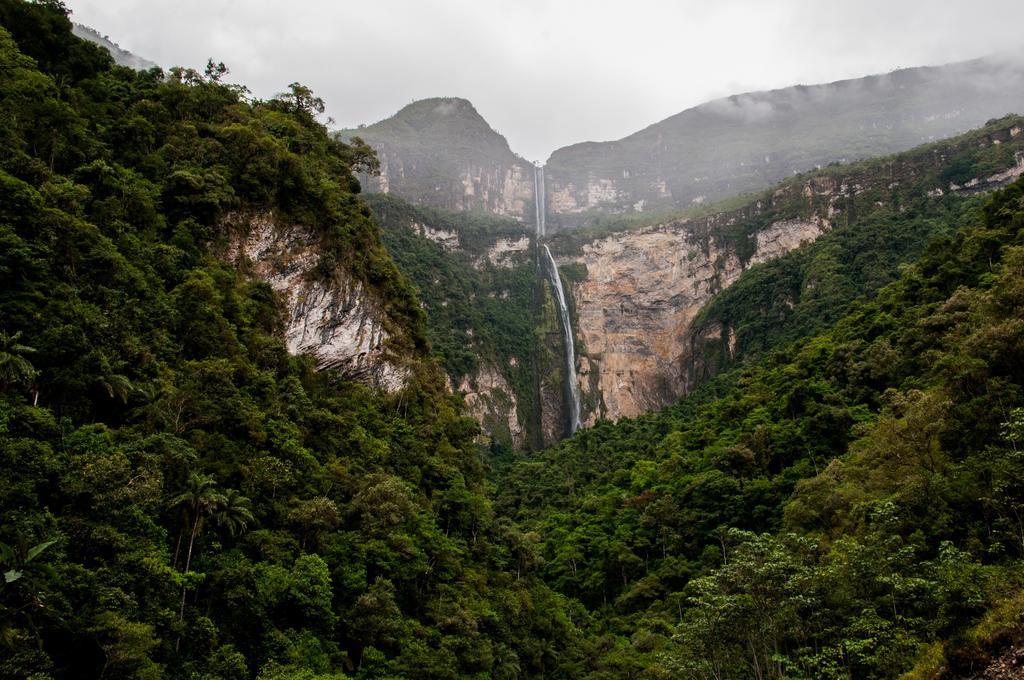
[949,149,1024,195]
[458,363,525,448]
[565,216,828,420]
[224,212,407,392]
[478,236,532,269]
[411,222,460,250]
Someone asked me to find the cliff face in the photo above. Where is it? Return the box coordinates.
[566,216,829,421]
[558,118,1024,422]
[544,58,1024,230]
[343,98,537,221]
[224,212,408,392]
[366,194,542,447]
[458,363,526,448]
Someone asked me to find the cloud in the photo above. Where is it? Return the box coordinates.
[66,0,1024,162]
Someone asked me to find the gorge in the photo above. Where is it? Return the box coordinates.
[542,244,581,436]
[365,116,1024,446]
[8,4,1024,677]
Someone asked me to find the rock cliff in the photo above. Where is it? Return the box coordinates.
[564,216,828,421]
[224,212,408,391]
[559,116,1024,422]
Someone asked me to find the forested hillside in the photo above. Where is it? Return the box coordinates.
[0,3,585,678]
[366,194,543,448]
[496,174,1024,677]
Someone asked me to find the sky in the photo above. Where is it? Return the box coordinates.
[66,0,1024,163]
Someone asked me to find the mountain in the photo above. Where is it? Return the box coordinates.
[554,116,1024,422]
[345,59,1024,235]
[8,2,1024,678]
[372,115,1024,445]
[544,57,1024,229]
[71,23,157,70]
[339,97,537,221]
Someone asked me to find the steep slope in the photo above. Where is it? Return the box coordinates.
[340,97,537,220]
[550,116,1024,422]
[365,194,539,447]
[495,175,1024,678]
[545,57,1024,229]
[0,5,590,678]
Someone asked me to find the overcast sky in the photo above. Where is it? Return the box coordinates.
[67,0,1024,162]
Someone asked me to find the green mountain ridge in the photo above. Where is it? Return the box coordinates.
[339,98,536,221]
[0,4,587,677]
[494,173,1024,678]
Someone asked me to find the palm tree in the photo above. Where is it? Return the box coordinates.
[97,372,133,403]
[171,473,224,574]
[0,331,36,395]
[214,489,255,538]
[170,473,225,624]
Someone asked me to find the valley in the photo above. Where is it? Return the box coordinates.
[4,2,1024,678]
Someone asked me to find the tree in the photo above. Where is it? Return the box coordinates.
[0,331,36,396]
[215,489,255,538]
[276,82,325,120]
[204,58,228,83]
[170,472,225,623]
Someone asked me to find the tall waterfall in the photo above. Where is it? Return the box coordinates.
[533,165,546,237]
[542,245,582,435]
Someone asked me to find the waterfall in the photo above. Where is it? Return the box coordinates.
[533,165,546,237]
[542,245,582,435]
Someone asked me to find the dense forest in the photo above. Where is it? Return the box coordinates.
[3,1,1024,679]
[0,3,585,678]
[497,172,1024,677]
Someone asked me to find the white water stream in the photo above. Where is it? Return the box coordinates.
[542,244,582,435]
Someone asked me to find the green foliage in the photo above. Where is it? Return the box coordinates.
[4,3,1024,678]
[0,4,586,678]
[367,193,543,447]
[496,176,1024,676]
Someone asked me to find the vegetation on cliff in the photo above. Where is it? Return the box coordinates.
[0,4,584,677]
[496,174,1024,677]
[366,193,543,447]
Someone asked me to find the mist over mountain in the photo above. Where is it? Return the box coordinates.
[71,22,156,70]
[349,56,1024,233]
[544,56,1024,229]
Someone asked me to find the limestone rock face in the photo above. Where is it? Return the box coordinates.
[224,212,407,392]
[568,217,828,420]
[458,363,525,448]
[479,236,531,269]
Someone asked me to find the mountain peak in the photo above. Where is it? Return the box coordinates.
[355,97,509,150]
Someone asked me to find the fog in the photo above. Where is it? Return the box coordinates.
[66,0,1024,162]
